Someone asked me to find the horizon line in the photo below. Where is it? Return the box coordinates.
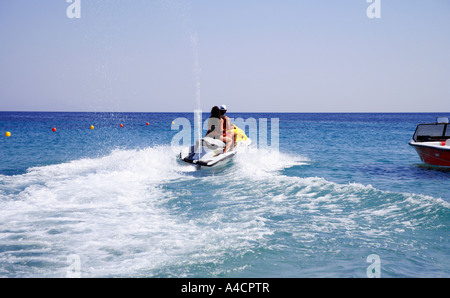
[1,110,449,114]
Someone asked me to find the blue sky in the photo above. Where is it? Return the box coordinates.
[0,0,449,112]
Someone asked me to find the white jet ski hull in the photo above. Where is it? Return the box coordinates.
[180,136,251,168]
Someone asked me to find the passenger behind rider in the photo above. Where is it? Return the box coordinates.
[219,105,235,149]
[206,106,232,153]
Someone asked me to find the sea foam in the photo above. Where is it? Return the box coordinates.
[0,146,448,277]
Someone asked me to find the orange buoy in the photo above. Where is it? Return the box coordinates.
[90,125,94,130]
[5,131,11,137]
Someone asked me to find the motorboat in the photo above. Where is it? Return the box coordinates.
[180,125,252,168]
[409,117,450,167]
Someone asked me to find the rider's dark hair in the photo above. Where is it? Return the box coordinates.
[210,106,220,118]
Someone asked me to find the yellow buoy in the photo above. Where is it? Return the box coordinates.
[172,121,174,125]
[5,131,11,137]
[90,125,94,130]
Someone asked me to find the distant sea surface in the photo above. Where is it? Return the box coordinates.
[0,112,449,277]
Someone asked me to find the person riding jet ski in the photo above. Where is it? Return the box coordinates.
[179,105,251,168]
[206,106,232,153]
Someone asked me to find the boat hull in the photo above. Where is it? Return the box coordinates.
[409,142,450,167]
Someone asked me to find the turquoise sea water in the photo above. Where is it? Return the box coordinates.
[0,112,449,277]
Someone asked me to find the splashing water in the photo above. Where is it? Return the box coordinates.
[190,32,203,148]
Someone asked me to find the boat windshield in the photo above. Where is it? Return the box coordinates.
[413,123,449,142]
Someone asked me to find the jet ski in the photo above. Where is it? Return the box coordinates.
[179,125,252,168]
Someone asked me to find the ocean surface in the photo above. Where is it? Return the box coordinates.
[0,112,449,278]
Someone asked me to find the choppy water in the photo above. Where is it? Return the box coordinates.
[0,112,448,277]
